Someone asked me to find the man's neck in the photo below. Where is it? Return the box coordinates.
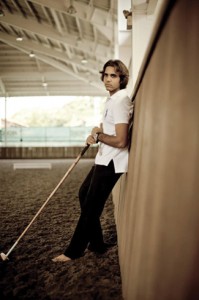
[109,89,121,96]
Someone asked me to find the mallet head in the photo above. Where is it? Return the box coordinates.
[0,253,8,261]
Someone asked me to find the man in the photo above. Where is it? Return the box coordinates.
[52,59,132,262]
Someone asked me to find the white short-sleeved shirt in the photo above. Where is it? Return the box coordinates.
[95,89,133,173]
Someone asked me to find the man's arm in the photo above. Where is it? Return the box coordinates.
[98,123,129,148]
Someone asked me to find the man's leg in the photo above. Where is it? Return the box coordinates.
[63,161,122,259]
[79,165,95,209]
[87,161,122,252]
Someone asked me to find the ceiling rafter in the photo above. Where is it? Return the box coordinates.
[0,37,101,86]
[2,0,13,13]
[12,0,27,17]
[3,41,102,88]
[41,5,54,30]
[30,0,114,41]
[29,53,104,91]
[0,10,111,58]
[0,32,101,72]
[65,44,73,59]
[75,16,83,40]
[50,9,63,35]
[0,0,117,97]
[25,0,41,22]
[85,1,95,21]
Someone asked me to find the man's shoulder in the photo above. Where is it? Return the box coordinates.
[113,89,130,102]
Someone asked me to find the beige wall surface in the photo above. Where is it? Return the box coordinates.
[115,0,199,299]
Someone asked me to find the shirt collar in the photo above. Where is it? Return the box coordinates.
[109,89,128,100]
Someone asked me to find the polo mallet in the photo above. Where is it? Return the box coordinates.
[0,144,90,261]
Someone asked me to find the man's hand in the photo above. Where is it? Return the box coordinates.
[86,125,103,145]
[86,134,96,145]
[91,127,103,136]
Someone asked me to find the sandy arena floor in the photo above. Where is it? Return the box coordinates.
[0,159,123,300]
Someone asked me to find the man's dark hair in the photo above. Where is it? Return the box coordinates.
[100,59,129,89]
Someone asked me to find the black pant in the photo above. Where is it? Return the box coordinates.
[64,160,122,259]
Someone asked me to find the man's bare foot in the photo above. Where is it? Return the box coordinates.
[52,254,71,262]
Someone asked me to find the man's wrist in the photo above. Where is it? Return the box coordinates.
[94,132,102,143]
[97,132,103,143]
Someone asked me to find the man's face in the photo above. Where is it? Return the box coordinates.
[103,66,120,95]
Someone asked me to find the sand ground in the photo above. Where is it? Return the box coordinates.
[0,158,123,300]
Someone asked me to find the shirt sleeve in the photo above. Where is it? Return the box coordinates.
[113,97,131,124]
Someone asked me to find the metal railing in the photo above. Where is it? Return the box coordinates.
[0,126,92,147]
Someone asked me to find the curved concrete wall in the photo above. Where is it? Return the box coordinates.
[114,0,199,299]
